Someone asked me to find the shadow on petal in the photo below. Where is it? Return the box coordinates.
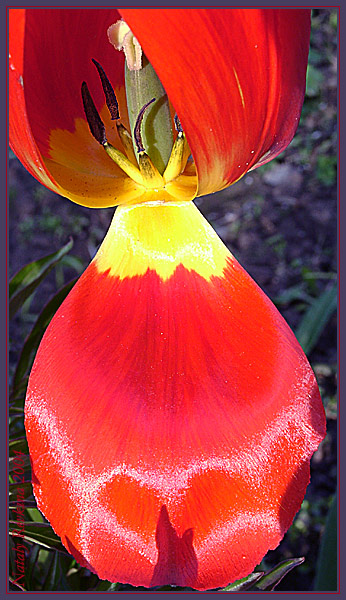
[150,505,198,588]
[65,536,93,571]
[30,460,40,487]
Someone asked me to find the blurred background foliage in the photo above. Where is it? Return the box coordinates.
[9,8,337,592]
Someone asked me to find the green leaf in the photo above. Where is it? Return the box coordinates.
[9,437,29,456]
[9,521,70,555]
[9,406,24,415]
[42,551,69,590]
[9,454,31,473]
[9,413,25,433]
[274,284,313,307]
[60,254,85,274]
[316,155,337,186]
[9,500,37,510]
[9,238,73,319]
[253,557,305,590]
[220,572,264,591]
[314,494,338,591]
[296,283,337,355]
[302,271,337,281]
[94,580,122,591]
[9,481,34,501]
[11,278,77,395]
[9,576,26,591]
[9,535,16,580]
[25,507,45,523]
[25,544,40,590]
[306,63,324,97]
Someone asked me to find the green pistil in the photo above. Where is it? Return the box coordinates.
[125,56,173,175]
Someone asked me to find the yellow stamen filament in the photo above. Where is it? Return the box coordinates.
[104,142,144,185]
[104,131,193,191]
[138,152,164,187]
[163,132,189,183]
[116,123,138,164]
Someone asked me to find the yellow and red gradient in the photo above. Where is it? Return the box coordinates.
[9,9,311,205]
[25,203,326,590]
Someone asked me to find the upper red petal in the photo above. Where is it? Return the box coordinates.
[9,8,134,205]
[122,8,311,195]
[10,9,310,200]
[9,9,60,191]
[21,9,124,155]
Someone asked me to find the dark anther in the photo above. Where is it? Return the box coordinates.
[92,59,120,121]
[174,114,183,135]
[81,81,107,146]
[134,98,156,154]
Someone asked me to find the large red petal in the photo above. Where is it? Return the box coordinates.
[122,9,311,195]
[25,203,325,590]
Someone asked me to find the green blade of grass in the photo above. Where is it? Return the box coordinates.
[220,572,264,591]
[25,544,40,590]
[9,500,37,510]
[9,454,31,473]
[94,581,122,591]
[9,238,73,319]
[314,494,338,591]
[296,283,337,355]
[42,551,70,590]
[11,278,77,396]
[9,576,26,591]
[9,521,70,555]
[253,557,305,590]
[9,481,34,501]
[9,437,29,455]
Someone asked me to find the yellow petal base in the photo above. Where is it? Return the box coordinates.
[95,201,230,281]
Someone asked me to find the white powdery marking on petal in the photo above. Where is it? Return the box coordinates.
[198,508,280,558]
[27,393,156,564]
[78,502,156,565]
[26,396,122,528]
[26,364,319,509]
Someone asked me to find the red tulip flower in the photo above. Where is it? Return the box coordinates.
[9,8,326,590]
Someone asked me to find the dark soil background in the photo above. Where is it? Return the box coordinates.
[9,9,337,591]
